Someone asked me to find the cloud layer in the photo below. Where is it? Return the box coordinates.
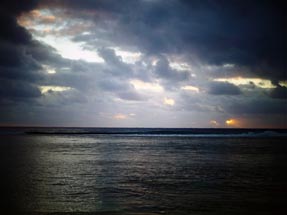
[0,0,286,127]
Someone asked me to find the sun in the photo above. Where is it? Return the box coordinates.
[225,118,240,127]
[225,119,234,125]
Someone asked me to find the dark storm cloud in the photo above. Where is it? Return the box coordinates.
[45,0,286,82]
[0,14,32,44]
[26,40,67,66]
[0,0,39,15]
[269,86,287,99]
[226,98,287,115]
[39,0,136,13]
[0,0,39,44]
[0,42,26,67]
[0,42,44,82]
[0,79,41,99]
[208,82,241,95]
[98,48,132,77]
[180,1,286,82]
[154,56,189,82]
[0,0,39,55]
[0,4,35,59]
[0,0,43,105]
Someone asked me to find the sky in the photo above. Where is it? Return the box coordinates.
[0,0,286,128]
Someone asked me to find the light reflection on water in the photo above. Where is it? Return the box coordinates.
[0,134,286,214]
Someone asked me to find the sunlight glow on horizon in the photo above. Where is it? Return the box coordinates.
[225,118,240,127]
[113,113,128,120]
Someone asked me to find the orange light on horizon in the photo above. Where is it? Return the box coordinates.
[113,114,128,120]
[225,119,237,127]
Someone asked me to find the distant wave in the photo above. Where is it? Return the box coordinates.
[0,129,25,135]
[20,128,287,138]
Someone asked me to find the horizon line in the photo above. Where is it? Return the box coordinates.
[1,125,287,130]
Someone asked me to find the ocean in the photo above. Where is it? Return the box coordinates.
[0,127,286,214]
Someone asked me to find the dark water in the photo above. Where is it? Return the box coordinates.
[0,128,286,214]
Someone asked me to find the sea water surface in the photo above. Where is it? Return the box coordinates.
[0,127,286,214]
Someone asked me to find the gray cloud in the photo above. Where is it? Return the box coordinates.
[226,98,287,115]
[39,90,88,107]
[269,86,287,99]
[117,91,146,101]
[154,56,189,82]
[97,48,133,78]
[208,82,241,95]
[0,79,41,99]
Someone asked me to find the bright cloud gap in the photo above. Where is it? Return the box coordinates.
[214,77,276,89]
[39,86,72,94]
